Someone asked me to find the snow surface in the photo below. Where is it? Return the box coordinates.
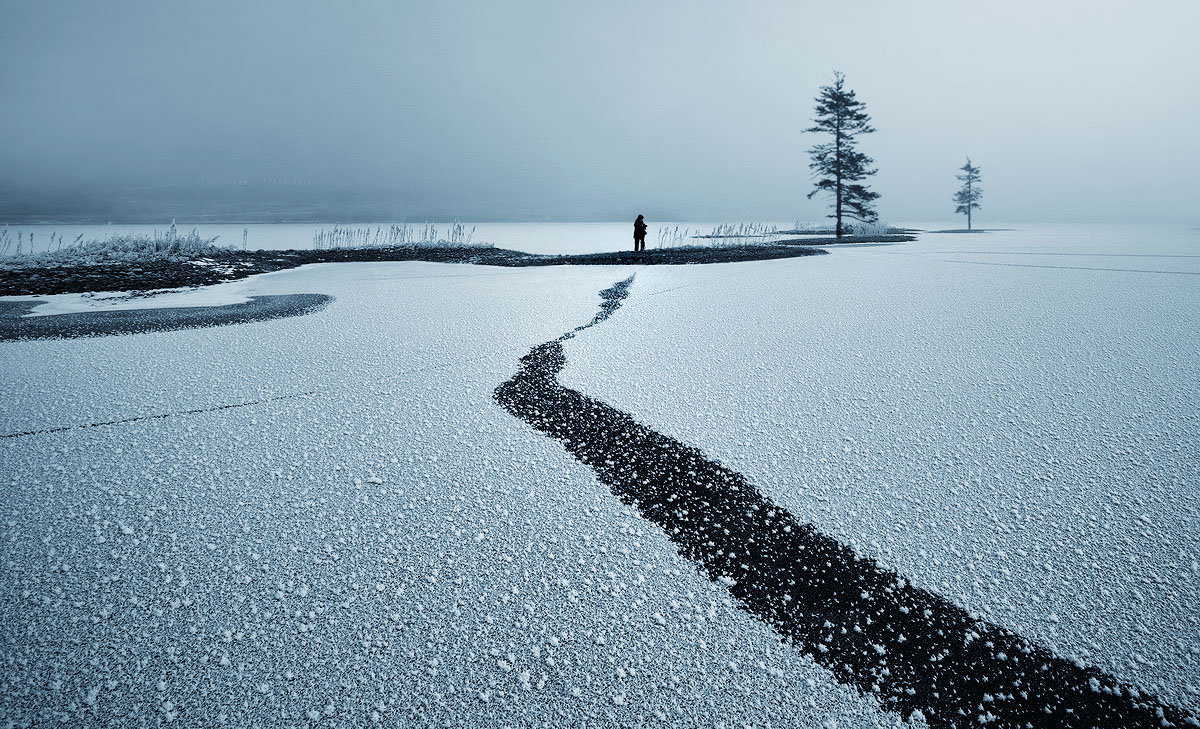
[561,224,1200,714]
[1,261,916,727]
[2,224,1196,726]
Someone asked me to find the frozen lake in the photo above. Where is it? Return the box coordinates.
[1,223,1197,726]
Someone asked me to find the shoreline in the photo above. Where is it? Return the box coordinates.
[0,238,915,296]
[0,294,333,341]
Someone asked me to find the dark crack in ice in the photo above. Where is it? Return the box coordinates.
[494,275,1197,729]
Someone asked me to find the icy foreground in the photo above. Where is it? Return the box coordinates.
[563,226,1200,717]
[1,263,906,727]
[2,226,1198,726]
[495,277,1190,726]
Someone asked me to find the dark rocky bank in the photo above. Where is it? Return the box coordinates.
[0,239,912,296]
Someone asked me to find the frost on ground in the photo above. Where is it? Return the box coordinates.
[494,272,1193,726]
[2,223,1196,726]
[562,225,1200,716]
[0,262,912,727]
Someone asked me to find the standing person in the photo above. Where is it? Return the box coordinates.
[633,214,647,252]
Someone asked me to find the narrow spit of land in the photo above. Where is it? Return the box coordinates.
[0,294,333,341]
[0,238,921,296]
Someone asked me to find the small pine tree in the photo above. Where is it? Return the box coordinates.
[805,72,880,238]
[954,158,983,231]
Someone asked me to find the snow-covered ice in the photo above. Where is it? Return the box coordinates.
[1,262,911,727]
[563,224,1200,714]
[1,224,1197,726]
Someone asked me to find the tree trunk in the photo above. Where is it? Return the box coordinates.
[967,181,972,231]
[836,180,843,238]
[835,117,843,238]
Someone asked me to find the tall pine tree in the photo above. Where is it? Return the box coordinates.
[805,72,879,238]
[953,157,983,231]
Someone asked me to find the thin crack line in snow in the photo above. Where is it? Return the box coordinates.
[0,355,495,440]
[0,391,319,439]
[885,251,1200,276]
[640,284,695,299]
[929,258,1200,275]
[493,275,1196,729]
[935,251,1200,259]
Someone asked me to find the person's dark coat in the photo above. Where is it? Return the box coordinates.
[634,216,647,241]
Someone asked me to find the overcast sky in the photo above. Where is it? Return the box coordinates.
[1,0,1197,222]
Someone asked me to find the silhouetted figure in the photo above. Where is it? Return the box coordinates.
[633,215,647,252]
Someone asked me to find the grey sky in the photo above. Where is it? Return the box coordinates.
[1,0,1197,222]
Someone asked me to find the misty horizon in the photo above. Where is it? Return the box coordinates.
[2,0,1198,224]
